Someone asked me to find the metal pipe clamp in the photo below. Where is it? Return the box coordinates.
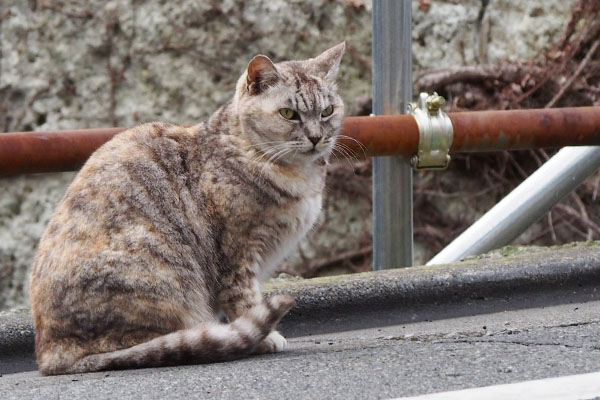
[409,92,454,170]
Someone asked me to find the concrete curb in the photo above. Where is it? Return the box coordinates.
[267,242,600,336]
[0,312,33,356]
[1,242,600,367]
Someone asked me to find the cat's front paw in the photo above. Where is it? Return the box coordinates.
[255,331,288,354]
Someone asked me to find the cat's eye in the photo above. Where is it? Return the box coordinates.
[279,108,298,120]
[321,105,334,118]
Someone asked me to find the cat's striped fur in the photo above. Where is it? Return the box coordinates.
[29,43,345,375]
[61,295,294,374]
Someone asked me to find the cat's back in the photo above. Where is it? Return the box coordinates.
[82,121,198,181]
[30,121,207,280]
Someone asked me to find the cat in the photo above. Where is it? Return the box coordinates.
[28,42,346,375]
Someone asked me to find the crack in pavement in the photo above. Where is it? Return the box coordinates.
[440,338,600,350]
[542,320,600,329]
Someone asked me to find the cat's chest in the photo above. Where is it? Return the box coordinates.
[292,193,322,232]
[257,194,322,281]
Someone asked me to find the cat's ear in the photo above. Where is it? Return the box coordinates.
[246,55,279,95]
[311,42,346,83]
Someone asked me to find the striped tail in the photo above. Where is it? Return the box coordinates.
[64,294,295,374]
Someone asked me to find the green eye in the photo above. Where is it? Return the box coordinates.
[321,105,334,118]
[279,108,297,120]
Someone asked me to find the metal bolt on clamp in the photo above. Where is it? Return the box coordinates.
[408,92,454,170]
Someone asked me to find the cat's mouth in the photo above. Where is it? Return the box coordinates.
[302,147,322,157]
[302,142,333,156]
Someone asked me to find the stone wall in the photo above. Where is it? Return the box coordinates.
[0,0,576,310]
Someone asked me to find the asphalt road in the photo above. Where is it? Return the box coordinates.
[2,299,599,400]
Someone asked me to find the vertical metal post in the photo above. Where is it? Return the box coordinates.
[372,0,413,270]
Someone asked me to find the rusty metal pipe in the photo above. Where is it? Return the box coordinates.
[1,107,600,176]
[450,107,600,153]
[338,106,600,156]
[339,115,419,157]
[0,127,125,176]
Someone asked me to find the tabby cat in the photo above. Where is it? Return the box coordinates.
[29,43,346,375]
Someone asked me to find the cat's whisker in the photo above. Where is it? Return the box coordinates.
[329,150,342,164]
[248,142,288,155]
[335,142,360,161]
[249,143,289,164]
[243,140,288,150]
[262,145,285,163]
[246,143,291,164]
[336,135,368,159]
[333,142,359,162]
[267,147,293,165]
[333,141,355,158]
[337,134,367,150]
[334,143,358,162]
[266,149,284,164]
[331,145,351,167]
[332,143,356,168]
[248,150,268,164]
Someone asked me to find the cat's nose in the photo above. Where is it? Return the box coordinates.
[308,136,321,146]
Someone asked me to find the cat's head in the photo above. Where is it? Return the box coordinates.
[234,43,346,165]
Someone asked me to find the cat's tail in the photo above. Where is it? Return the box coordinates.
[63,294,294,374]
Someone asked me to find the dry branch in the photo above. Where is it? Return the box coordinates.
[546,38,600,108]
[416,64,527,91]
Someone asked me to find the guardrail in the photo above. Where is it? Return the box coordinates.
[1,106,599,176]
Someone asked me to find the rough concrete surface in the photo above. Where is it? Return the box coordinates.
[1,241,599,381]
[2,299,600,399]
[0,0,578,310]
